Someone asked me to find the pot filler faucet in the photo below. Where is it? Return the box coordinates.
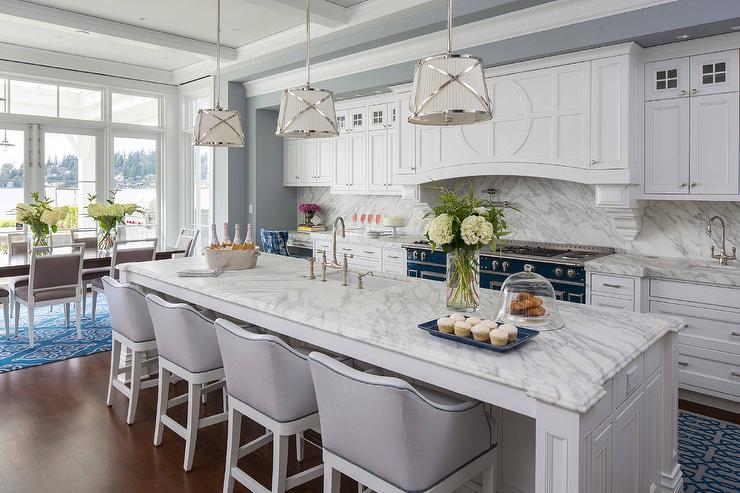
[706,215,737,266]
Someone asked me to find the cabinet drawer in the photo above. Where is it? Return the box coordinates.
[591,273,635,297]
[650,300,740,355]
[382,262,406,276]
[650,279,740,309]
[382,248,405,264]
[339,244,381,260]
[678,345,740,399]
[591,294,634,312]
[613,354,644,409]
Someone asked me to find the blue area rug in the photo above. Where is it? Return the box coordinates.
[679,410,740,492]
[0,298,111,373]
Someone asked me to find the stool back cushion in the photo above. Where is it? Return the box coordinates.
[215,319,317,422]
[102,277,155,343]
[259,229,289,256]
[309,352,494,492]
[145,295,222,373]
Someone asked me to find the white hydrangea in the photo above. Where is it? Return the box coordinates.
[473,206,489,215]
[460,215,494,246]
[425,213,455,246]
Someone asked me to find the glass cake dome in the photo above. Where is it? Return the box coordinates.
[494,266,565,331]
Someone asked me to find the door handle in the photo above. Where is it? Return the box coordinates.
[678,361,688,367]
[602,283,622,289]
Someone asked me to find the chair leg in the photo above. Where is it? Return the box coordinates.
[184,382,202,471]
[81,286,87,317]
[271,434,289,493]
[14,301,20,337]
[2,301,8,338]
[154,367,170,447]
[27,306,34,348]
[106,338,122,406]
[91,290,98,323]
[64,303,70,328]
[482,461,497,493]
[323,465,341,493]
[222,386,228,412]
[296,432,304,462]
[127,350,143,425]
[74,299,82,339]
[223,402,241,493]
[8,291,14,319]
[202,383,208,404]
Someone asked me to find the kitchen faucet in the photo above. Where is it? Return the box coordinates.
[706,216,736,266]
[331,216,345,268]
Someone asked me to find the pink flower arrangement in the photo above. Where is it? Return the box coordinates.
[298,203,321,214]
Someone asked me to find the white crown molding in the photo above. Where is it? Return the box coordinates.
[243,0,674,97]
[643,31,740,62]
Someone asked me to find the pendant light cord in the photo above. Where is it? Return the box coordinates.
[447,0,452,55]
[306,0,311,87]
[215,0,222,109]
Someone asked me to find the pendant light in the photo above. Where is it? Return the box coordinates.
[193,0,245,147]
[408,0,492,126]
[276,0,338,138]
[0,130,14,150]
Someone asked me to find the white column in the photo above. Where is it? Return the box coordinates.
[535,401,582,493]
[660,331,684,493]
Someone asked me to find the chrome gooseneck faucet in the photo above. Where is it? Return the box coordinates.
[706,216,737,266]
[331,216,345,268]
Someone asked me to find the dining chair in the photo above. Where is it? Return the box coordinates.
[70,227,108,317]
[0,288,9,339]
[308,351,499,493]
[6,231,29,319]
[260,229,290,256]
[172,227,199,258]
[103,276,158,425]
[90,238,158,322]
[215,318,323,493]
[14,244,85,348]
[145,294,228,471]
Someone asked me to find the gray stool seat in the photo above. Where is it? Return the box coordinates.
[309,352,499,493]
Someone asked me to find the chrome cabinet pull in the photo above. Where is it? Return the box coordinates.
[731,331,740,337]
[362,250,374,254]
[342,247,352,251]
[387,255,399,259]
[731,371,740,378]
[678,361,688,367]
[602,283,622,289]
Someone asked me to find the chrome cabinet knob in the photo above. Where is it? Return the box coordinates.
[554,267,564,277]
[566,268,577,278]
[691,88,698,95]
[690,181,697,188]
[679,89,687,96]
[679,182,687,188]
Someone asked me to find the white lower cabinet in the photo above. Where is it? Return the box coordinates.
[588,418,612,493]
[643,372,662,493]
[313,240,406,276]
[612,389,644,493]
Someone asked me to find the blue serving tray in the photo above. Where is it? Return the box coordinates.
[418,319,539,353]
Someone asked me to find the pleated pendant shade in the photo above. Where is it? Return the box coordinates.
[194,107,245,147]
[276,86,338,138]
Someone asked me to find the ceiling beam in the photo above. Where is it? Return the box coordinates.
[0,0,237,60]
[261,0,349,27]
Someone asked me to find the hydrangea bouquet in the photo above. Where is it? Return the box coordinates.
[425,187,510,311]
[86,190,140,251]
[16,192,70,248]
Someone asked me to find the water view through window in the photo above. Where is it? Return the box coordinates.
[114,137,158,235]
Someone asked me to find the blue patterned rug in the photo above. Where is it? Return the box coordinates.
[0,298,111,373]
[679,410,740,492]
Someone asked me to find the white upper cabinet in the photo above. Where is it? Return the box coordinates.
[367,129,390,190]
[284,137,332,186]
[591,56,630,169]
[349,107,366,133]
[283,139,301,185]
[645,58,689,101]
[301,140,317,183]
[316,139,333,185]
[332,134,349,191]
[336,110,349,133]
[396,94,416,175]
[689,50,739,97]
[644,98,690,194]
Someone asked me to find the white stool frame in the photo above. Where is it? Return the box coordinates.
[224,395,323,493]
[154,356,228,471]
[106,330,159,424]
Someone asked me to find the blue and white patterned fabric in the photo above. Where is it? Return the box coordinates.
[260,229,290,256]
[678,410,740,492]
[0,299,111,373]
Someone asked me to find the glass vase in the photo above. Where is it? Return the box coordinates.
[98,228,116,253]
[446,250,480,312]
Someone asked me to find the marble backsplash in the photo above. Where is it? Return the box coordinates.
[297,176,740,260]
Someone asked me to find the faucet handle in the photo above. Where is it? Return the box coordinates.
[316,249,327,261]
[356,271,374,289]
[343,252,354,259]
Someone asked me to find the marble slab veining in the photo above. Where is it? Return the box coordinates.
[121,255,684,413]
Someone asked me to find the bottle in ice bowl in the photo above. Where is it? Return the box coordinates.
[494,266,564,331]
[204,242,260,270]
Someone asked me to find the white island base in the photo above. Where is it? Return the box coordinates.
[120,255,684,493]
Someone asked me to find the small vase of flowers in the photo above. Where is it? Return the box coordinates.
[425,187,510,312]
[299,203,321,226]
[86,191,140,252]
[15,192,70,249]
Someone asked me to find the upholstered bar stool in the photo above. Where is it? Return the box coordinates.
[103,276,158,424]
[215,318,324,493]
[145,294,227,471]
[308,352,499,493]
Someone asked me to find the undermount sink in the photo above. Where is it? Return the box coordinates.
[323,270,405,289]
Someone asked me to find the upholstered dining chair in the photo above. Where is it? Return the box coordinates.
[215,318,323,493]
[103,276,158,425]
[13,244,85,348]
[308,352,499,493]
[90,238,158,322]
[260,229,290,256]
[0,288,10,339]
[70,227,108,317]
[146,294,228,471]
[171,227,199,258]
[6,231,30,318]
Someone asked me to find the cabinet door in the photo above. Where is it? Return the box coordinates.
[645,58,689,101]
[689,92,740,195]
[416,126,442,170]
[689,49,739,97]
[643,373,662,493]
[368,103,388,130]
[589,419,612,493]
[591,56,628,169]
[332,134,350,191]
[283,139,301,185]
[644,98,690,194]
[336,110,349,133]
[613,391,644,493]
[367,129,389,191]
[316,139,333,185]
[348,132,366,190]
[397,95,416,175]
[301,139,317,183]
[349,107,366,133]
[387,100,399,129]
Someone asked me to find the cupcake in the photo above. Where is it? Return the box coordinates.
[453,321,472,338]
[437,317,455,334]
[489,328,509,347]
[471,324,491,342]
[449,313,466,322]
[499,323,518,342]
[481,320,498,330]
[466,317,482,326]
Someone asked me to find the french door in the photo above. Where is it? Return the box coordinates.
[0,123,29,229]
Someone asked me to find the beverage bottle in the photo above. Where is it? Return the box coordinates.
[233,224,242,245]
[209,224,219,247]
[221,223,232,247]
[245,223,255,250]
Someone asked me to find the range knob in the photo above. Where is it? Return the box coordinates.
[492,260,500,270]
[501,261,510,272]
[554,267,564,278]
[412,251,419,260]
[421,251,427,261]
[566,268,577,278]
[524,263,535,272]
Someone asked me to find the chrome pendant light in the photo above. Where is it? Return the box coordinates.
[194,0,245,147]
[276,0,338,138]
[0,130,14,150]
[408,0,492,126]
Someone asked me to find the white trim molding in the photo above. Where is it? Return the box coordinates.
[594,184,644,240]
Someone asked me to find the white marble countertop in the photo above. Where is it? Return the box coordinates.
[585,253,740,288]
[309,231,425,250]
[121,254,684,413]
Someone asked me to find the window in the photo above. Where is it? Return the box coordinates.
[352,112,363,127]
[336,115,346,130]
[0,79,103,121]
[112,93,160,126]
[702,62,726,84]
[192,145,212,252]
[113,137,158,230]
[655,69,678,90]
[372,110,383,125]
[0,128,25,230]
[9,80,57,117]
[0,80,6,113]
[187,94,210,129]
[59,86,102,121]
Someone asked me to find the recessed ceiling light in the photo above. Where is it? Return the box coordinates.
[75,29,90,35]
[139,17,146,22]
[232,27,240,32]
[676,34,691,40]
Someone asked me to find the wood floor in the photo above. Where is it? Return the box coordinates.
[0,352,358,493]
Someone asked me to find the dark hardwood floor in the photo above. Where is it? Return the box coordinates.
[0,352,357,493]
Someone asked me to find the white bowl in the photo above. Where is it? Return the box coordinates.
[204,247,261,270]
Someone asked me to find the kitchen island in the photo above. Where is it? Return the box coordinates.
[120,254,685,493]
